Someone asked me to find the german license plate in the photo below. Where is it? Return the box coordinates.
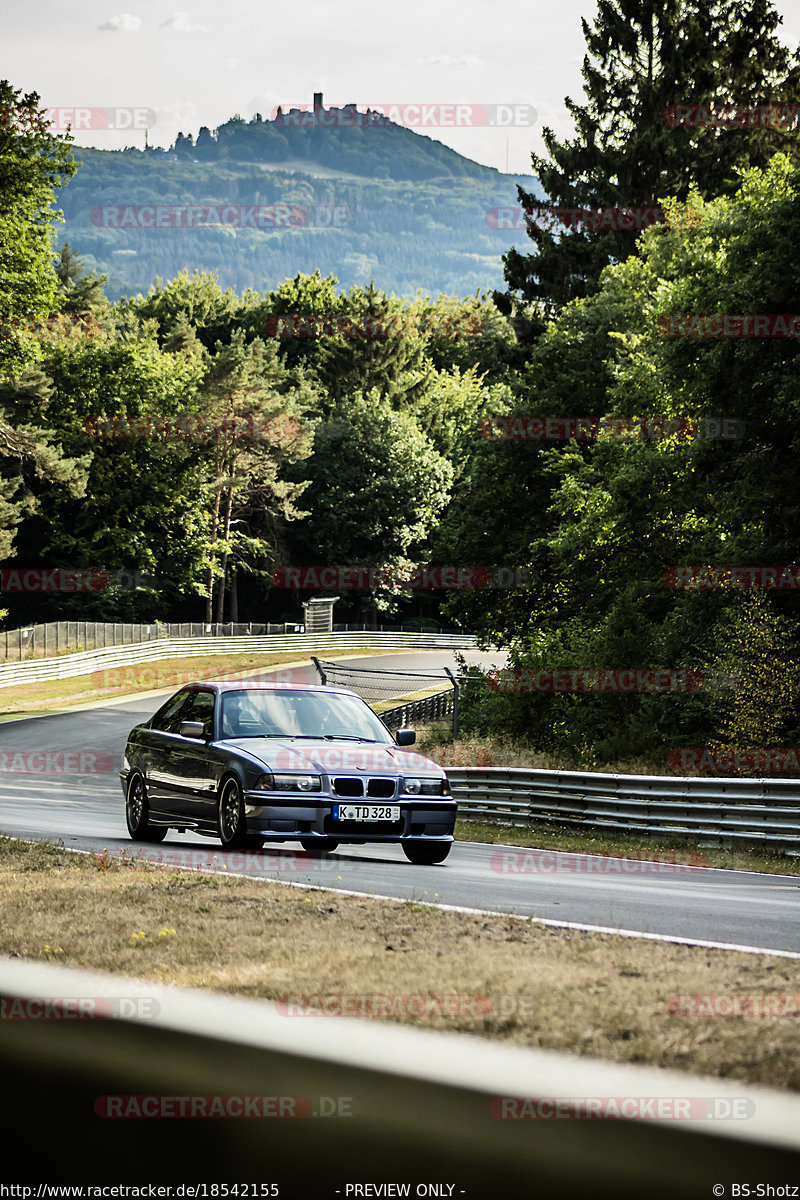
[334,804,400,822]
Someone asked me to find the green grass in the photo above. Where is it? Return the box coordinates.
[455,818,800,876]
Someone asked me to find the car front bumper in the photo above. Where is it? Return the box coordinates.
[242,792,457,843]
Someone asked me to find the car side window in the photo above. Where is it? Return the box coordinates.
[181,690,215,739]
[151,689,192,734]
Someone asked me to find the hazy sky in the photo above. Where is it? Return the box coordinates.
[2,0,799,173]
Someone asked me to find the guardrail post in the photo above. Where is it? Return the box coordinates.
[444,667,458,743]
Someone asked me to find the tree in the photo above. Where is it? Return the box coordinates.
[704,591,800,766]
[197,329,317,622]
[502,0,799,313]
[446,153,800,761]
[287,392,453,618]
[0,81,78,379]
[312,283,434,409]
[11,331,212,620]
[55,242,108,318]
[131,270,244,352]
[256,275,436,411]
[0,366,88,619]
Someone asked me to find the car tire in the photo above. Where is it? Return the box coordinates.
[300,838,339,856]
[402,841,451,865]
[125,773,167,843]
[217,776,249,849]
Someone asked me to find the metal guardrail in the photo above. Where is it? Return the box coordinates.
[446,766,800,846]
[0,619,467,661]
[0,632,478,689]
[2,955,800,1193]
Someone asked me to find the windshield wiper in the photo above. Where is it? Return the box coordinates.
[321,734,384,742]
[232,733,386,742]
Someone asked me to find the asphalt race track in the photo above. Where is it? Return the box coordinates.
[1,650,799,955]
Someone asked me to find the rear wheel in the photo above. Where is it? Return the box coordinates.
[217,777,249,849]
[300,838,339,856]
[125,773,166,843]
[402,841,451,865]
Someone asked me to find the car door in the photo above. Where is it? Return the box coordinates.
[166,689,220,826]
[139,688,193,809]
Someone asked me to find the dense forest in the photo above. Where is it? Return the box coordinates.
[3,0,800,769]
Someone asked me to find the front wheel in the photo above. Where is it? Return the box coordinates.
[217,776,249,849]
[126,773,166,843]
[402,841,451,865]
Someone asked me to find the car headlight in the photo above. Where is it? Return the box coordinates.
[254,773,322,792]
[404,777,451,796]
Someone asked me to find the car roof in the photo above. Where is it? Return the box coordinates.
[186,680,358,696]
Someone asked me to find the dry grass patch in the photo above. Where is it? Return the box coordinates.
[3,837,800,1091]
[0,648,393,716]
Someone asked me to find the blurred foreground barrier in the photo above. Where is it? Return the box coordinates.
[447,766,800,846]
[0,631,478,689]
[1,955,800,1194]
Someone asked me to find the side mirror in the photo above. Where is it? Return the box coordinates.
[395,728,416,746]
[180,720,206,740]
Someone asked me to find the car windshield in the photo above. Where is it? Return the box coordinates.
[219,688,394,743]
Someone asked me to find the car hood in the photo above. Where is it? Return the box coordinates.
[228,737,445,777]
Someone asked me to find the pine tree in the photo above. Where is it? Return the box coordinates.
[501,0,799,313]
[315,283,434,409]
[55,242,108,318]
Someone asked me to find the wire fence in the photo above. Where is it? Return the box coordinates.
[312,659,460,738]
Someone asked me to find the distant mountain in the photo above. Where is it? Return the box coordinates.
[57,104,541,300]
